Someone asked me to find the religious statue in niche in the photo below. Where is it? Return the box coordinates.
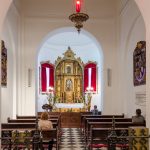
[66,78,72,91]
[133,41,146,86]
[66,65,71,74]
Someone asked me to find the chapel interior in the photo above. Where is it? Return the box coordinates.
[0,0,148,149]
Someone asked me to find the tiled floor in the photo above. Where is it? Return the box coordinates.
[59,128,85,150]
[58,128,107,150]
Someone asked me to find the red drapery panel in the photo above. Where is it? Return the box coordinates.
[41,63,54,92]
[84,63,97,92]
[84,67,88,92]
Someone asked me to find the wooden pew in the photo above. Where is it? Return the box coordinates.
[81,114,124,125]
[2,123,36,129]
[14,115,61,128]
[85,118,132,123]
[7,118,61,132]
[41,128,59,150]
[1,129,33,149]
[7,118,58,123]
[85,121,145,144]
[89,127,128,150]
[83,118,132,135]
[87,121,145,133]
[1,122,58,129]
[80,114,124,132]
[16,114,61,119]
[1,128,59,150]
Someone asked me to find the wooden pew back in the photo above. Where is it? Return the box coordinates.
[83,118,132,135]
[7,118,58,123]
[80,114,124,132]
[89,127,128,149]
[1,122,58,129]
[85,121,145,143]
[1,128,58,150]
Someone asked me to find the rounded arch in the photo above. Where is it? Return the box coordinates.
[36,27,104,112]
[124,15,146,60]
[36,27,104,61]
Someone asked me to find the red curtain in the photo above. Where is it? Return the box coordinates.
[41,63,54,92]
[84,63,97,92]
[84,67,88,92]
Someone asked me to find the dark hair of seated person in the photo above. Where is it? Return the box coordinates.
[91,105,99,115]
[132,109,145,124]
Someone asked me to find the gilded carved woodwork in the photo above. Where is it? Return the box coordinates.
[55,47,83,103]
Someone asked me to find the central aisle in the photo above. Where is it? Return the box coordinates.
[59,128,85,150]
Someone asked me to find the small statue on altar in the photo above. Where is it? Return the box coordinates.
[66,78,72,91]
[47,92,53,105]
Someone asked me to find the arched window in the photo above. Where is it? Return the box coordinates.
[40,62,54,93]
[84,62,97,92]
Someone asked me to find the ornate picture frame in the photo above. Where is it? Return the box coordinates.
[133,41,146,86]
[1,40,7,87]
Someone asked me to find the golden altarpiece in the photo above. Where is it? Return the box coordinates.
[55,47,84,103]
[40,48,97,127]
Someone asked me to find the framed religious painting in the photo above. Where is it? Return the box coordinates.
[133,41,146,86]
[1,40,7,87]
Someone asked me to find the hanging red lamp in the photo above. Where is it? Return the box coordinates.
[76,0,81,13]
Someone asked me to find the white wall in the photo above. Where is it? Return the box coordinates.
[0,0,120,120]
[118,0,146,117]
[1,0,146,119]
[1,2,20,122]
[18,0,120,115]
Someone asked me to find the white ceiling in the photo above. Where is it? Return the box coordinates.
[13,0,134,52]
[17,0,117,19]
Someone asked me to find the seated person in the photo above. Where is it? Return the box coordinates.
[132,109,145,124]
[38,112,53,150]
[91,105,99,115]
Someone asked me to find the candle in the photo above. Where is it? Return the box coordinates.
[76,0,81,13]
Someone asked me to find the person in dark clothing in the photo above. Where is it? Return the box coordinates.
[132,109,145,124]
[91,105,99,115]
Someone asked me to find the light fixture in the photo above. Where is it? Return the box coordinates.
[69,0,89,33]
